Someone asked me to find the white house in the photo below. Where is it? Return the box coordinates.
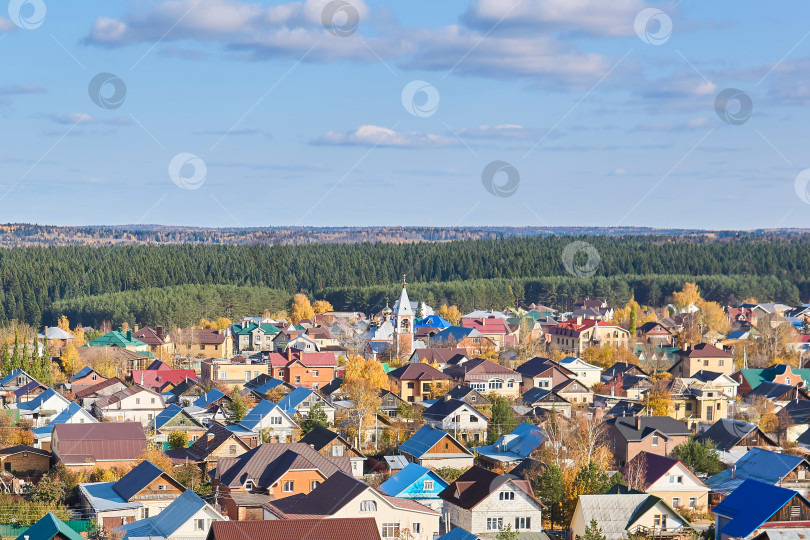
[421,398,488,445]
[115,489,225,540]
[10,388,72,428]
[31,402,97,450]
[559,356,602,388]
[440,466,543,536]
[92,385,166,426]
[571,493,688,540]
[229,400,298,443]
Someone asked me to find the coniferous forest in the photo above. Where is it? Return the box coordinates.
[0,234,806,328]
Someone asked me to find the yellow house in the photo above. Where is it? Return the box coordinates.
[622,451,710,512]
[662,378,729,432]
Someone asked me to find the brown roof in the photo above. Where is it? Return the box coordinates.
[209,518,381,540]
[132,327,167,346]
[191,329,227,344]
[411,348,468,363]
[445,358,519,379]
[678,342,732,358]
[387,363,451,382]
[215,442,351,489]
[53,422,146,463]
[92,385,159,408]
[74,377,126,399]
[439,465,537,510]
[187,423,249,461]
[0,445,50,457]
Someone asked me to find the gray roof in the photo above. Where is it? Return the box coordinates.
[576,494,650,540]
[695,419,771,452]
[607,416,690,442]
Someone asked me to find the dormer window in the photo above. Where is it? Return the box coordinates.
[245,480,254,490]
[499,492,515,501]
[360,500,377,512]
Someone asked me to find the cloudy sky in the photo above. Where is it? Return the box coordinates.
[1,0,809,229]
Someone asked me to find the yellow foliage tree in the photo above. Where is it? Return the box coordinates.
[696,300,732,335]
[438,305,461,325]
[60,343,84,377]
[672,282,701,310]
[344,355,388,390]
[214,317,232,330]
[57,315,70,332]
[71,324,86,347]
[136,444,175,473]
[290,294,315,325]
[313,300,334,315]
[647,388,673,416]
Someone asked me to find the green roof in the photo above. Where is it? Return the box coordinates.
[87,330,146,348]
[738,365,810,390]
[15,513,85,540]
[260,323,281,334]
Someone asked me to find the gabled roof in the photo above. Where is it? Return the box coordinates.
[522,387,568,405]
[93,385,162,409]
[388,363,451,382]
[422,399,481,423]
[0,444,49,457]
[410,348,467,364]
[234,400,295,432]
[780,399,810,425]
[277,387,326,412]
[515,356,566,378]
[436,528,479,540]
[439,465,536,510]
[32,401,97,438]
[53,422,146,463]
[132,327,168,346]
[713,479,802,538]
[154,404,204,431]
[15,388,69,412]
[378,462,447,497]
[14,512,85,540]
[73,377,125,399]
[416,315,452,329]
[112,459,175,501]
[131,369,197,389]
[696,418,776,451]
[444,358,518,379]
[0,368,34,387]
[622,452,705,490]
[747,381,802,401]
[70,365,99,381]
[87,330,147,349]
[606,400,644,417]
[207,518,381,540]
[14,380,47,399]
[476,423,547,463]
[299,425,361,457]
[194,388,228,408]
[400,425,472,459]
[185,422,247,461]
[575,493,651,539]
[677,342,732,358]
[116,489,217,538]
[39,326,74,340]
[706,447,808,494]
[606,416,690,442]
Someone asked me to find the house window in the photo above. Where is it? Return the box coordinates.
[673,497,681,508]
[719,360,724,366]
[470,415,478,422]
[332,445,344,457]
[499,492,515,501]
[151,398,156,404]
[413,523,421,534]
[311,480,320,490]
[507,380,514,388]
[487,518,503,530]
[382,523,400,538]
[195,519,205,531]
[245,372,251,382]
[313,370,319,378]
[278,369,285,377]
[295,376,301,384]
[652,434,659,446]
[654,515,661,527]
[245,480,254,490]
[489,379,503,390]
[407,382,415,389]
[136,398,140,405]
[360,500,377,512]
[218,371,227,380]
[689,498,697,508]
[686,403,693,411]
[791,505,801,518]
[270,416,282,425]
[423,480,434,491]
[283,481,294,492]
[703,360,709,366]
[229,445,237,454]
[515,517,531,530]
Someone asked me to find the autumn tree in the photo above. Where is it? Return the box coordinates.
[672,282,701,311]
[300,403,330,435]
[226,388,249,424]
[291,294,315,324]
[313,300,334,315]
[60,343,83,377]
[438,304,461,325]
[646,386,673,416]
[136,444,175,472]
[168,431,189,450]
[343,356,385,449]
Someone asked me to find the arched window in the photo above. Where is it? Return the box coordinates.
[400,319,411,332]
[360,500,377,512]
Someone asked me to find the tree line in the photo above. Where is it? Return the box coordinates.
[0,235,806,327]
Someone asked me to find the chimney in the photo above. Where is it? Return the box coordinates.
[635,417,642,430]
[207,433,215,445]
[127,330,132,341]
[444,394,452,402]
[156,326,164,339]
[134,324,139,332]
[576,317,583,325]
[286,348,292,362]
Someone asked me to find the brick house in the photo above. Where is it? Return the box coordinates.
[669,343,734,378]
[605,416,691,466]
[300,425,366,477]
[268,350,337,390]
[548,318,630,355]
[444,358,521,399]
[0,445,51,476]
[388,363,452,403]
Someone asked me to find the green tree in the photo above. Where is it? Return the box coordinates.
[300,403,329,436]
[488,397,518,444]
[576,519,607,540]
[496,524,520,540]
[538,462,566,530]
[168,431,189,450]
[670,439,725,476]
[629,302,638,336]
[574,461,611,496]
[30,473,67,504]
[226,389,249,424]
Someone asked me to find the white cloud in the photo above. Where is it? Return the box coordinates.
[633,117,710,132]
[49,113,97,125]
[314,124,457,148]
[455,124,549,139]
[0,17,14,32]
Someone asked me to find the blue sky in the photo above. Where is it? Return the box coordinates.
[1,0,810,229]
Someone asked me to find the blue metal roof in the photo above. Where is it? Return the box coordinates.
[277,387,313,412]
[706,447,807,494]
[80,481,142,512]
[400,425,470,459]
[713,479,799,538]
[378,462,446,497]
[116,489,208,539]
[32,402,94,438]
[193,389,225,408]
[431,326,473,343]
[437,527,479,540]
[0,369,28,387]
[16,388,63,411]
[154,404,183,430]
[251,377,286,395]
[476,422,547,463]
[113,459,166,501]
[70,366,95,380]
[236,400,279,431]
[416,315,452,329]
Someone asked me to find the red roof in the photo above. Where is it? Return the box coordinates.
[461,318,513,334]
[268,352,336,368]
[549,318,622,337]
[131,369,197,389]
[209,518,381,540]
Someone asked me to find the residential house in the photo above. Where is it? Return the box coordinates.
[548,318,630,354]
[713,479,810,540]
[778,400,810,443]
[277,387,336,424]
[131,326,174,356]
[206,518,382,540]
[664,377,731,431]
[300,425,366,477]
[439,465,543,536]
[165,379,207,407]
[154,404,207,445]
[213,441,352,520]
[705,447,810,498]
[553,378,594,405]
[421,397,488,444]
[559,356,602,387]
[80,459,186,529]
[476,423,547,472]
[200,357,269,389]
[691,370,740,398]
[77,346,151,375]
[231,322,280,352]
[228,399,299,443]
[166,423,252,470]
[602,362,648,384]
[285,333,320,353]
[87,330,149,353]
[733,364,810,395]
[131,364,197,393]
[114,489,225,540]
[32,401,97,451]
[388,363,452,403]
[13,513,86,540]
[379,389,406,418]
[696,419,777,464]
[0,445,50,476]
[10,387,71,427]
[0,368,38,392]
[605,416,691,466]
[263,471,440,540]
[605,373,652,400]
[305,327,340,350]
[514,356,574,391]
[444,358,520,399]
[176,328,233,359]
[571,493,689,540]
[521,388,572,417]
[429,327,497,358]
[622,451,710,511]
[408,348,469,370]
[68,366,107,393]
[267,351,337,390]
[242,374,293,401]
[74,377,127,409]
[93,385,166,426]
[745,381,807,407]
[460,317,519,349]
[399,425,474,469]
[52,422,147,471]
[445,385,491,409]
[670,343,734,378]
[637,321,675,346]
[379,463,449,512]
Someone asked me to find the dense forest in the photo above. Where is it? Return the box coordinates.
[0,235,808,328]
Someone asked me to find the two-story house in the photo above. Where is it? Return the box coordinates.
[548,318,630,354]
[388,363,452,403]
[200,357,269,389]
[300,426,366,477]
[277,387,336,424]
[444,358,520,398]
[268,351,337,390]
[605,416,691,466]
[421,397,488,444]
[379,463,449,512]
[92,385,166,426]
[669,343,734,378]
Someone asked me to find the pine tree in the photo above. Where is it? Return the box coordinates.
[0,343,9,375]
[11,334,20,372]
